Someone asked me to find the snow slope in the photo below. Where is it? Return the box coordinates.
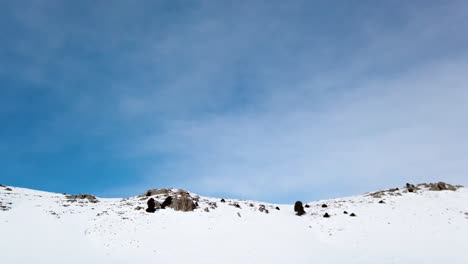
[1,184,467,264]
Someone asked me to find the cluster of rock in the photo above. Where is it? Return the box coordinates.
[294,201,359,218]
[143,189,198,213]
[65,194,99,203]
[1,185,12,192]
[0,201,12,211]
[368,182,462,198]
[420,182,462,191]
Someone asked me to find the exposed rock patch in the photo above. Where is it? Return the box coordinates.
[65,194,98,203]
[258,204,269,214]
[367,182,462,199]
[0,201,11,211]
[144,189,171,197]
[169,194,197,212]
[423,182,461,191]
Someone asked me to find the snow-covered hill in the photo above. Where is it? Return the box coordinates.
[1,183,467,264]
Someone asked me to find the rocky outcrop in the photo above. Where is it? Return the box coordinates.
[144,189,172,197]
[169,195,197,212]
[425,182,461,191]
[65,194,98,203]
[153,190,198,212]
[368,182,462,199]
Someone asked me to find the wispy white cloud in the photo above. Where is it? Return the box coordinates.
[1,1,468,201]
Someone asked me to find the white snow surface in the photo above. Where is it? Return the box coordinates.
[1,184,468,264]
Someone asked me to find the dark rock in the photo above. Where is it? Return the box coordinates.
[145,198,160,212]
[5,187,12,191]
[220,198,226,203]
[161,196,173,209]
[204,207,210,212]
[146,207,156,213]
[304,204,310,208]
[258,204,269,214]
[208,202,217,209]
[237,212,242,218]
[232,203,241,209]
[294,201,306,216]
[343,211,348,214]
[135,206,145,211]
[275,206,280,210]
[195,201,199,207]
[378,200,385,204]
[259,204,265,211]
[321,204,327,208]
[323,213,330,218]
[406,183,417,193]
[249,203,254,207]
[350,213,357,217]
[147,198,156,208]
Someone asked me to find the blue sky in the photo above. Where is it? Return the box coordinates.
[1,1,468,203]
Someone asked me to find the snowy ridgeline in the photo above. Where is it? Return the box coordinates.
[0,183,467,264]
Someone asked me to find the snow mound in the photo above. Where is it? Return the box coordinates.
[0,183,467,264]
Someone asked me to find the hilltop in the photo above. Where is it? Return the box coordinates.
[0,182,467,264]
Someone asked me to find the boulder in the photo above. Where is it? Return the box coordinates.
[350,213,357,217]
[145,198,160,213]
[323,213,330,218]
[169,195,197,212]
[161,196,173,209]
[258,204,269,214]
[429,182,458,191]
[343,211,348,214]
[294,201,306,216]
[321,204,327,208]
